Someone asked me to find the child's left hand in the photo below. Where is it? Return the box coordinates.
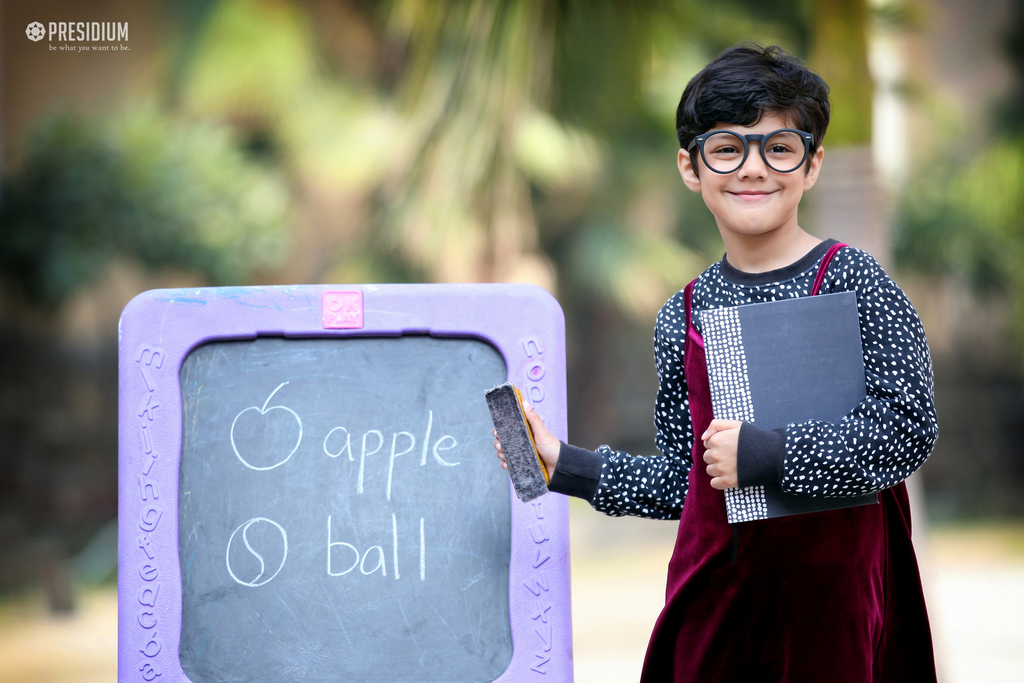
[701,419,742,490]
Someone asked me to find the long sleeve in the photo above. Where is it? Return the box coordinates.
[585,294,696,519]
[735,250,939,497]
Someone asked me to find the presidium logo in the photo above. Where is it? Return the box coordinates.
[24,20,128,42]
[26,22,46,41]
[25,20,129,51]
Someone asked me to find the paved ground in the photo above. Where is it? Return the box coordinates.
[0,513,1022,683]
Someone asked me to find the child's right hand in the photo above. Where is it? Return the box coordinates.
[492,402,561,475]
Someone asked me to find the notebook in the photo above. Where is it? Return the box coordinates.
[699,291,878,523]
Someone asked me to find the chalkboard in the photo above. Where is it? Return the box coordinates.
[118,284,571,683]
[178,336,510,682]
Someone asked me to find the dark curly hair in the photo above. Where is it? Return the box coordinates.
[676,44,831,165]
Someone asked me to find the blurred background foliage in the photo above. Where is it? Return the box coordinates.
[1,0,1023,609]
[2,0,824,318]
[893,8,1024,358]
[1,108,290,304]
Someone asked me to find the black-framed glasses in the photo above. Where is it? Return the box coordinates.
[687,129,814,174]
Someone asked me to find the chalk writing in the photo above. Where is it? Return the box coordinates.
[420,410,433,465]
[325,424,454,497]
[432,434,459,466]
[326,515,359,577]
[388,432,416,500]
[356,430,384,494]
[360,546,386,576]
[323,427,352,460]
[326,514,425,581]
[226,384,458,591]
[392,513,400,580]
[321,410,461,500]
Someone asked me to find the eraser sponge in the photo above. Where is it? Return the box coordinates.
[485,383,550,503]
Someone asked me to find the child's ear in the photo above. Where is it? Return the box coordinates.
[678,149,702,192]
[802,145,825,190]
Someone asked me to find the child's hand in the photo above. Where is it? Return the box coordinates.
[493,402,561,475]
[701,419,741,490]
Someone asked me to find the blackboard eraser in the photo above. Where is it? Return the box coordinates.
[485,383,550,503]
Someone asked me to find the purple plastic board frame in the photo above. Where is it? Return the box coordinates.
[118,283,571,683]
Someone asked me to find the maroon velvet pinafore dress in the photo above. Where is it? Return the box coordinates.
[640,244,936,682]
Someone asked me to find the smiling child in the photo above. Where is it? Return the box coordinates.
[494,44,938,682]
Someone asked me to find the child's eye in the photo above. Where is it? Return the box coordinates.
[703,132,745,157]
[764,132,803,157]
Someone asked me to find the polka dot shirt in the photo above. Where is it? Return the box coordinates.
[586,240,939,520]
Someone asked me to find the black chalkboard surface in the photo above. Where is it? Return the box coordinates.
[178,335,511,682]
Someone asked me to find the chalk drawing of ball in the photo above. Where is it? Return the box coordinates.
[230,382,303,471]
[226,517,288,587]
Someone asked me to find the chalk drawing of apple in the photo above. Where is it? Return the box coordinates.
[230,382,303,471]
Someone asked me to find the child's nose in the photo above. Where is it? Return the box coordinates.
[736,142,769,178]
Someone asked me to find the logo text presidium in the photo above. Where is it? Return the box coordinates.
[43,22,128,42]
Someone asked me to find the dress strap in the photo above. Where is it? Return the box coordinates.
[683,279,697,330]
[811,242,848,296]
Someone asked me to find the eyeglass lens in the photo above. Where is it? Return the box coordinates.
[702,131,807,174]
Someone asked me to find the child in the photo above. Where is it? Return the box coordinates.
[494,44,938,682]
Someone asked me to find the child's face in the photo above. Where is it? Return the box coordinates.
[676,112,824,243]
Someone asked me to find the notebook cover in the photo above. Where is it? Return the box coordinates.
[699,291,878,522]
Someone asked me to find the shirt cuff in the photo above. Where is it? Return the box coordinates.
[547,442,602,502]
[736,423,786,488]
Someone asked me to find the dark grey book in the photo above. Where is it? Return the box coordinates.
[699,292,878,523]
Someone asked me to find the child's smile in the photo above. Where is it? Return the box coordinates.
[729,189,777,202]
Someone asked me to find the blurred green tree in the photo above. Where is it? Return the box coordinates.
[892,0,1024,364]
[0,108,290,305]
[368,0,707,318]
